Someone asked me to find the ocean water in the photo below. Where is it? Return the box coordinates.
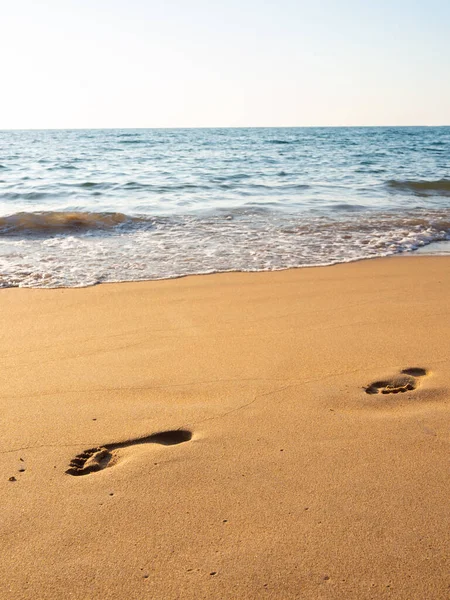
[0,127,449,288]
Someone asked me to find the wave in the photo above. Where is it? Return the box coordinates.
[210,174,252,182]
[79,181,103,188]
[387,179,450,196]
[266,140,294,145]
[0,208,449,288]
[240,183,309,192]
[119,139,145,145]
[117,132,141,138]
[328,203,366,212]
[1,181,215,198]
[46,164,79,171]
[0,191,61,201]
[0,211,139,234]
[354,168,386,174]
[124,181,212,192]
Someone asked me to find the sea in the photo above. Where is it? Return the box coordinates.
[0,126,449,288]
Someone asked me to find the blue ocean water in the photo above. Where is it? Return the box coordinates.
[0,127,449,287]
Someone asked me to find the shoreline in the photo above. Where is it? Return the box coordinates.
[1,205,449,289]
[2,255,449,599]
[1,250,450,292]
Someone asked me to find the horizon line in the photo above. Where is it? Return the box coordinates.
[1,124,449,132]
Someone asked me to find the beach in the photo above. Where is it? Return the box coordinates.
[1,254,449,599]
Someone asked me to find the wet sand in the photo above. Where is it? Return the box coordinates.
[1,256,449,599]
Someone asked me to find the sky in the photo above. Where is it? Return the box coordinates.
[1,0,449,129]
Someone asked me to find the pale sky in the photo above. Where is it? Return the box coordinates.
[1,0,449,129]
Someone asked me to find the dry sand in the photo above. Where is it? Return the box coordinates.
[1,255,449,599]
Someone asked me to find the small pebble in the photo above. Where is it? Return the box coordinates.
[210,571,217,576]
[9,476,17,482]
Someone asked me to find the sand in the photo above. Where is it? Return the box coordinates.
[1,255,449,599]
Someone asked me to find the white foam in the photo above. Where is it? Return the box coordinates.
[0,209,449,288]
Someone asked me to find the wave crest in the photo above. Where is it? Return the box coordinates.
[0,211,134,234]
[387,179,450,196]
[266,140,294,145]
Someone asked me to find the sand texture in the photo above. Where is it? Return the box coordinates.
[1,256,449,599]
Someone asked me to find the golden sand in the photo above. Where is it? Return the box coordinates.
[1,256,449,599]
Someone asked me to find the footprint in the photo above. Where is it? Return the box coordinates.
[66,447,113,476]
[66,429,192,476]
[365,368,427,395]
[400,367,427,377]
